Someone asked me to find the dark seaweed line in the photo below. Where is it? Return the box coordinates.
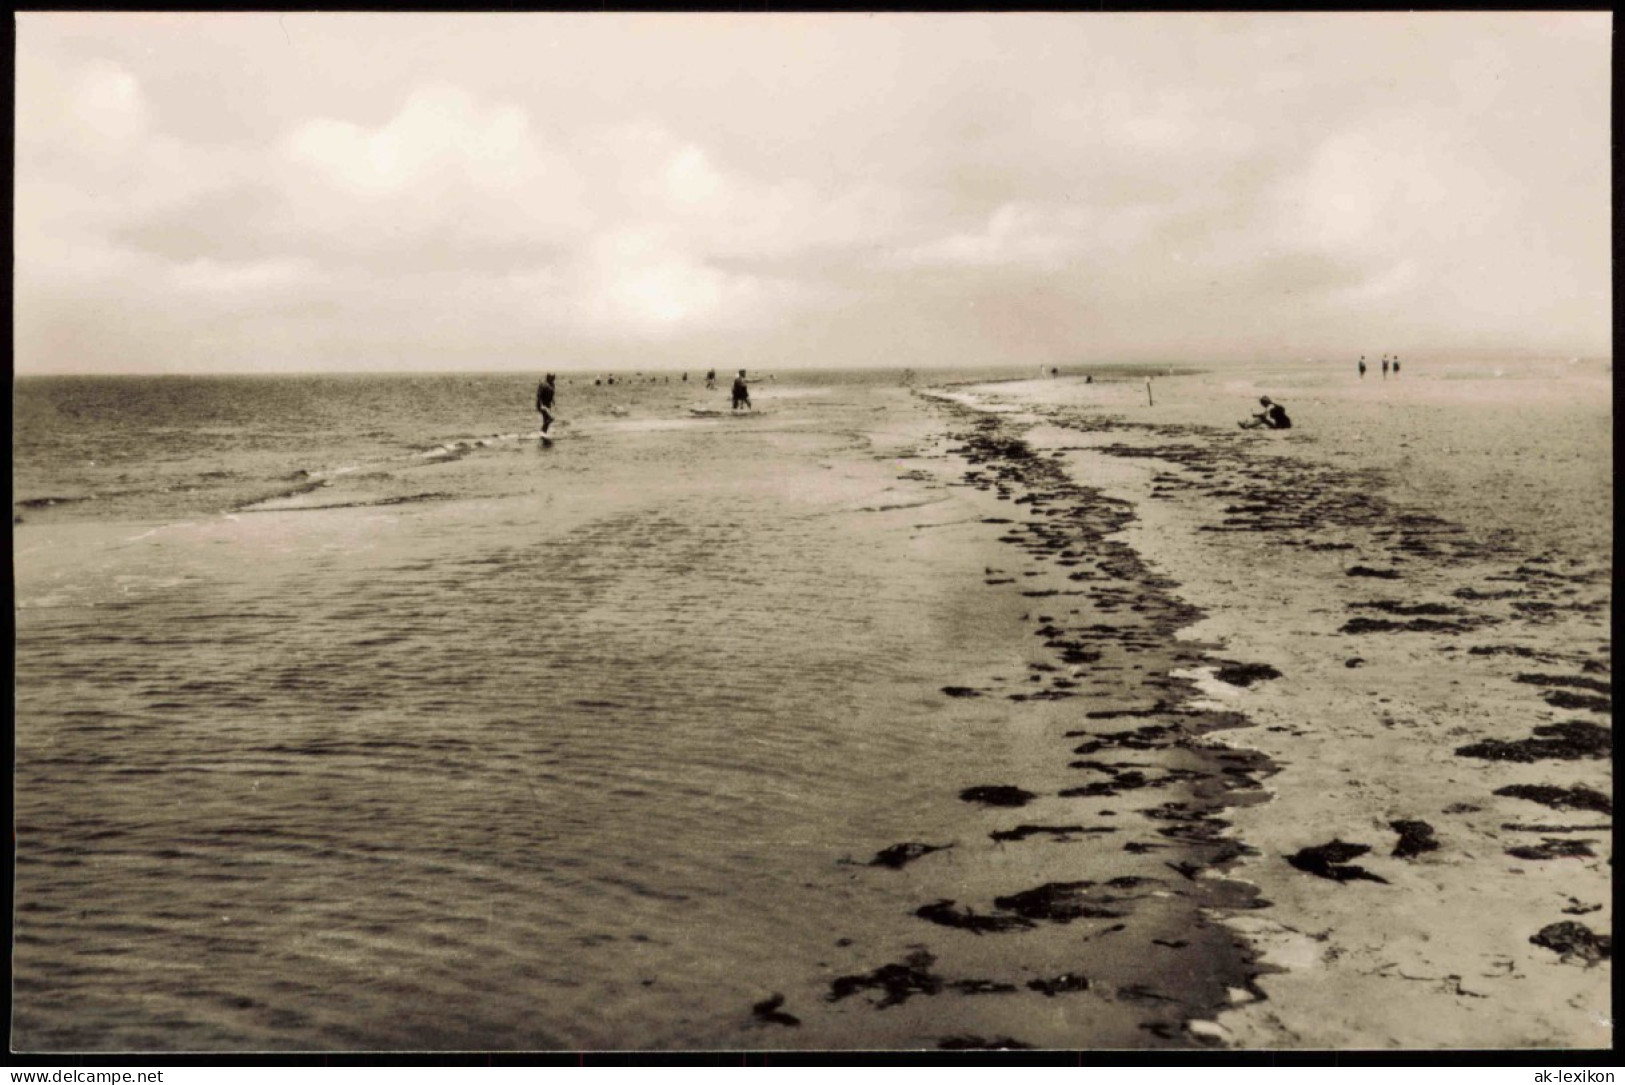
[831,400,1279,1050]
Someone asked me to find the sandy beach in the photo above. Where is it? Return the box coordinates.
[942,359,1612,1048]
[11,361,1611,1051]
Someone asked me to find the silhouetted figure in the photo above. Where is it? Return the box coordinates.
[731,369,751,411]
[705,368,717,390]
[1381,356,1390,380]
[1358,356,1367,379]
[1239,396,1291,430]
[535,373,557,435]
[1392,356,1401,377]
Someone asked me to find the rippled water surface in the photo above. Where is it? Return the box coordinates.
[14,369,1059,1050]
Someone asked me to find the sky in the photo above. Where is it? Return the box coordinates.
[13,12,1612,375]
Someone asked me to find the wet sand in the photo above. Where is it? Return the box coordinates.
[945,361,1611,1049]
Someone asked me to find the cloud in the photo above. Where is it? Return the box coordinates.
[13,13,1613,373]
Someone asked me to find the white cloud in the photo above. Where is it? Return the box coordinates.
[894,203,1090,269]
[67,61,148,144]
[168,256,324,296]
[286,85,538,196]
[12,13,1612,373]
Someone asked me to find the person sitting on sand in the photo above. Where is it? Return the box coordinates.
[535,373,557,434]
[1239,395,1291,430]
[731,370,751,411]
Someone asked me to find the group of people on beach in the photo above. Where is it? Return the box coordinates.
[1357,354,1402,379]
[537,368,751,435]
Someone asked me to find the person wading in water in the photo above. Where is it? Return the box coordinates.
[536,373,557,436]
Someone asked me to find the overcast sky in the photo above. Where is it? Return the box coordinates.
[14,12,1612,375]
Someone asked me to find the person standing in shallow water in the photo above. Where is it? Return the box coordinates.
[1381,356,1390,379]
[1358,356,1367,379]
[536,373,556,435]
[1392,356,1401,377]
[731,370,751,411]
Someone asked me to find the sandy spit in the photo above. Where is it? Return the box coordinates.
[947,364,1611,1050]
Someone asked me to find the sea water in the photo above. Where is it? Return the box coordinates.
[13,366,1073,1051]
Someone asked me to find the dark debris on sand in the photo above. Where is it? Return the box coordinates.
[1027,972,1091,997]
[938,1035,1035,1050]
[1389,820,1440,859]
[1347,566,1402,579]
[1340,615,1490,636]
[1513,673,1612,695]
[1530,921,1612,964]
[1494,784,1612,816]
[1505,838,1597,861]
[827,949,943,1006]
[1286,840,1389,884]
[1212,661,1283,688]
[914,899,1035,935]
[959,785,1037,808]
[869,842,952,869]
[989,823,1112,843]
[750,993,800,1027]
[1455,721,1611,763]
[992,880,1138,923]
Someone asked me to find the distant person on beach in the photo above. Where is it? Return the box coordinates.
[1392,356,1401,377]
[535,373,557,435]
[1239,396,1291,430]
[1358,356,1367,379]
[706,368,717,390]
[732,370,751,411]
[1085,374,1093,384]
[1381,356,1390,379]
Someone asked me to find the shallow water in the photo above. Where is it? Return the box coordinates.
[15,370,1109,1050]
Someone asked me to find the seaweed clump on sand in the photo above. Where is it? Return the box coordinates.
[959,785,1037,807]
[1027,972,1091,997]
[827,949,943,1007]
[1530,922,1612,964]
[992,881,1132,922]
[938,1035,1034,1050]
[914,900,1035,934]
[1389,820,1440,859]
[869,842,951,869]
[750,993,800,1027]
[1212,662,1283,688]
[1340,616,1487,635]
[1493,784,1612,815]
[1286,840,1388,884]
[1455,721,1612,763]
[1536,690,1613,714]
[1505,838,1597,861]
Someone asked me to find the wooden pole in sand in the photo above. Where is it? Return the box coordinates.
[1146,378,1154,407]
